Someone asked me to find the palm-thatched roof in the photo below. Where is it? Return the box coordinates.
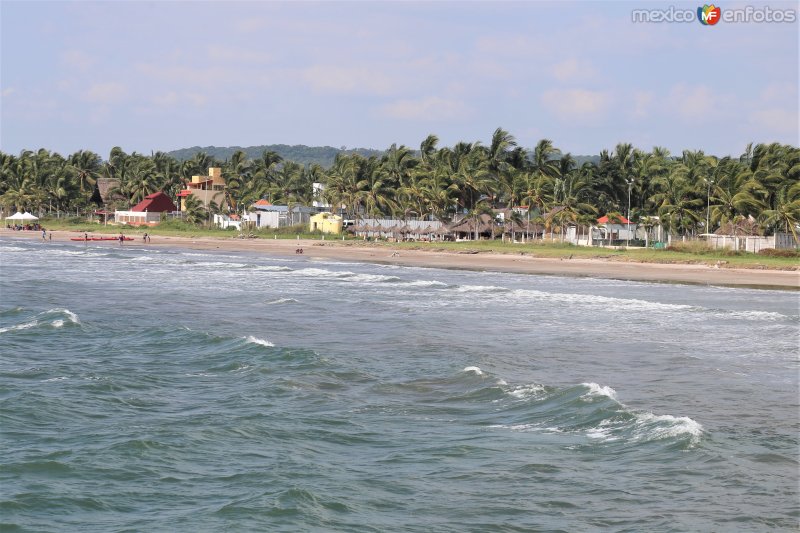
[714,217,763,236]
[447,214,500,235]
[91,178,123,205]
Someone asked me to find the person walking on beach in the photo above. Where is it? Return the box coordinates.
[143,232,148,243]
[41,229,46,240]
[49,232,52,241]
[119,233,124,245]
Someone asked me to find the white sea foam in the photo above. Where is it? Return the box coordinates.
[453,285,508,293]
[510,289,694,314]
[0,321,38,334]
[403,280,448,288]
[632,413,704,443]
[508,384,546,399]
[265,298,298,305]
[348,273,402,283]
[245,336,274,347]
[293,268,351,278]
[0,309,79,334]
[720,310,793,321]
[582,382,618,400]
[0,245,26,252]
[254,265,293,272]
[463,366,484,375]
[46,309,80,325]
[42,376,68,382]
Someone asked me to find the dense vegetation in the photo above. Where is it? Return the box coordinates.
[1,129,798,240]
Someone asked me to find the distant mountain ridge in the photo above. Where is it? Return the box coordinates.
[167,144,385,168]
[167,144,601,169]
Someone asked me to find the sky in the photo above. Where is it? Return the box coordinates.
[1,0,798,159]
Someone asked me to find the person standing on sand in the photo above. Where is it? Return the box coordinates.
[41,229,46,240]
[119,233,124,245]
[49,232,52,241]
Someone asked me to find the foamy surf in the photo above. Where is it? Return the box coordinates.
[0,309,80,334]
[581,382,618,400]
[462,366,484,375]
[265,298,298,305]
[245,336,274,347]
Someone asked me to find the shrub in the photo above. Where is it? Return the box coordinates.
[758,248,800,258]
[665,241,715,254]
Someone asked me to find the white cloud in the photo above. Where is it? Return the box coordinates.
[631,91,655,119]
[85,82,128,104]
[152,91,179,106]
[207,45,272,64]
[666,83,722,123]
[541,88,610,120]
[2,87,15,97]
[475,34,549,57]
[378,96,470,121]
[551,58,596,82]
[300,65,394,95]
[750,108,799,136]
[61,50,94,72]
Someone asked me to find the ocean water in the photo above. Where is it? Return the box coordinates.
[1,238,798,532]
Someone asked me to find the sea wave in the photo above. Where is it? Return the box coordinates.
[265,298,298,305]
[0,308,80,334]
[581,382,618,400]
[244,335,274,347]
[478,376,704,447]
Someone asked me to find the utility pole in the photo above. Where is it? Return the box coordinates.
[626,178,634,247]
[704,178,714,234]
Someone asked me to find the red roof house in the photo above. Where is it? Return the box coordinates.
[131,192,177,213]
[597,215,630,224]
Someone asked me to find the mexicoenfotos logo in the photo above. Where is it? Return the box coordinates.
[632,4,797,24]
[697,4,721,25]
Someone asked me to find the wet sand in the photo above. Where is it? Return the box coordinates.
[4,229,799,290]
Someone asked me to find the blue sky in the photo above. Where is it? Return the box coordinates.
[1,1,797,159]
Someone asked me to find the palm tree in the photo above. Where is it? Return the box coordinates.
[68,150,102,194]
[182,194,207,225]
[760,180,800,242]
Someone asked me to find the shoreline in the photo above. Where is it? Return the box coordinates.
[3,229,799,290]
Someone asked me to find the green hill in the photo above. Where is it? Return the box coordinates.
[167,144,601,169]
[167,144,385,168]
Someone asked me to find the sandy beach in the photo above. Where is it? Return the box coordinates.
[4,229,799,290]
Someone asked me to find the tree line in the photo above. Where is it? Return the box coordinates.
[1,129,798,238]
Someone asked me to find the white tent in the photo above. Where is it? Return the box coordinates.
[4,211,24,221]
[21,212,38,221]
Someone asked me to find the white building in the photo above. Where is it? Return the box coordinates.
[243,200,317,229]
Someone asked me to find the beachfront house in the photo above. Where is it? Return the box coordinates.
[243,199,316,229]
[213,213,242,230]
[309,212,342,234]
[114,192,177,226]
[176,167,226,211]
[593,215,636,245]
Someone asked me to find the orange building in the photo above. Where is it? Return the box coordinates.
[177,167,226,211]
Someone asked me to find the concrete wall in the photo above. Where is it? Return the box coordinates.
[705,233,799,252]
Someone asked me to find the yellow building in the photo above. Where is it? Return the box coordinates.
[309,212,342,234]
[177,167,226,211]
